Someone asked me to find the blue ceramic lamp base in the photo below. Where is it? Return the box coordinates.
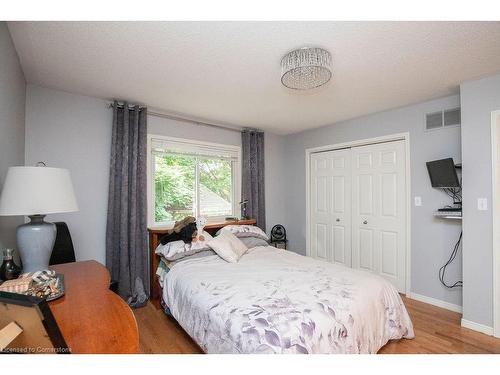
[17,215,56,273]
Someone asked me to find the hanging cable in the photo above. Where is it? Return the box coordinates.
[438,231,463,288]
[443,187,462,206]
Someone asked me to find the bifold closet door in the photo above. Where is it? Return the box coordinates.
[351,140,406,292]
[310,149,352,266]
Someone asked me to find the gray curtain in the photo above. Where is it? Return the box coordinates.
[106,101,149,308]
[241,130,266,230]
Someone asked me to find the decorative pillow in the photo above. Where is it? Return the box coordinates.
[217,225,269,241]
[239,237,269,249]
[207,231,248,263]
[225,232,249,258]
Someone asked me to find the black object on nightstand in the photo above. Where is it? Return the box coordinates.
[270,224,288,249]
[50,222,76,265]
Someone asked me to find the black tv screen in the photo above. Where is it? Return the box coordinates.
[426,158,460,188]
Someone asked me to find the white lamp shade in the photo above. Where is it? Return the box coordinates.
[0,166,79,216]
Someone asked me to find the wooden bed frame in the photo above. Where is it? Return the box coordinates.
[148,219,256,309]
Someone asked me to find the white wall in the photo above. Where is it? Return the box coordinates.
[283,95,463,307]
[0,23,26,253]
[25,85,285,263]
[460,72,500,328]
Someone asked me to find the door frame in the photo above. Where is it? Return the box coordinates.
[305,132,411,295]
[491,110,500,338]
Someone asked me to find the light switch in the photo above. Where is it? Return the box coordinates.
[414,196,422,206]
[478,198,488,211]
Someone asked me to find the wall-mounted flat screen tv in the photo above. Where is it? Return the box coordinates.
[426,158,460,188]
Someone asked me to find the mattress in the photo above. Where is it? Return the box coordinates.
[161,245,414,354]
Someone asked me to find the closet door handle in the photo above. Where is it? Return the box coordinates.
[363,220,368,225]
[336,218,340,222]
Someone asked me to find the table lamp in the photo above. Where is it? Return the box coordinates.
[0,165,78,272]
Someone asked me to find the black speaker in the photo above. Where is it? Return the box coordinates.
[49,222,76,265]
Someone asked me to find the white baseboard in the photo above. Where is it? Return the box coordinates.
[406,292,463,313]
[461,319,494,336]
[407,293,494,336]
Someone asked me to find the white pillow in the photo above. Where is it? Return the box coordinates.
[225,231,249,258]
[218,225,269,241]
[155,231,213,261]
[155,240,189,261]
[208,231,248,263]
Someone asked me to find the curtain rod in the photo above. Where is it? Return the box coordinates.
[107,102,252,133]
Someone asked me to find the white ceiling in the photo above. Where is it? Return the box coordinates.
[8,21,500,134]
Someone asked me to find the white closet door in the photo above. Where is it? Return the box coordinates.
[310,149,352,266]
[351,140,406,292]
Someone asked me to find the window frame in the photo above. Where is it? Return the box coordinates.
[147,134,241,227]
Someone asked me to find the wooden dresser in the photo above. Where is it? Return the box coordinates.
[148,219,257,309]
[49,260,139,353]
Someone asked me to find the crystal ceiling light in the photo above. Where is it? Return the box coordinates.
[280,47,332,90]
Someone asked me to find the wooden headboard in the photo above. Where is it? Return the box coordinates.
[148,219,256,309]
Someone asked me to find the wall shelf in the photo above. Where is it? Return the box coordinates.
[434,212,462,220]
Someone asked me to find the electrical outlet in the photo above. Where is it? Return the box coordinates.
[414,196,422,206]
[477,198,488,211]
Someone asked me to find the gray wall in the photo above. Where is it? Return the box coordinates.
[460,72,500,327]
[0,23,26,253]
[148,114,241,146]
[25,85,113,264]
[264,132,287,232]
[283,95,463,307]
[25,84,285,263]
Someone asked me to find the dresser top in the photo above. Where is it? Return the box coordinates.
[49,260,139,354]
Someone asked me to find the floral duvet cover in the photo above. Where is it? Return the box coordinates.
[162,246,414,354]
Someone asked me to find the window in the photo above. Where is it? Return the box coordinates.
[148,136,240,225]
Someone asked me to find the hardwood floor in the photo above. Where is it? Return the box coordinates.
[134,302,202,354]
[134,296,500,354]
[380,296,500,353]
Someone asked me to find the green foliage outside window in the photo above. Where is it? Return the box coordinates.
[154,153,233,222]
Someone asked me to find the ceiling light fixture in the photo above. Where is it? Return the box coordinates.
[280,47,332,90]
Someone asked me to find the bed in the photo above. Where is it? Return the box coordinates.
[148,223,414,354]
